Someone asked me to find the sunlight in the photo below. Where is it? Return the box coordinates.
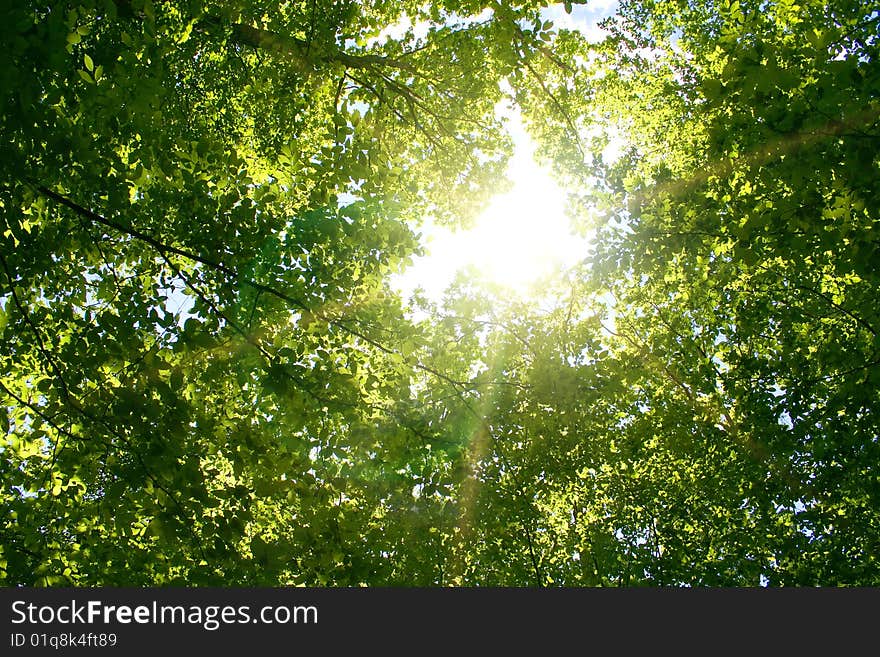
[393,109,589,300]
[386,2,623,303]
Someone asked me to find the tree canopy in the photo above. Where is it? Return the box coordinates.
[1,0,878,585]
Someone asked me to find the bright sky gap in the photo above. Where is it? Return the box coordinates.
[391,106,589,300]
[391,1,619,301]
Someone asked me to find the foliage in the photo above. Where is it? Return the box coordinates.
[514,0,880,584]
[1,0,878,586]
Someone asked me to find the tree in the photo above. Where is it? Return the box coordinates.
[2,0,878,587]
[0,0,555,585]
[511,0,880,584]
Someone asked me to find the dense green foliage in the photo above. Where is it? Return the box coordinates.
[1,0,878,585]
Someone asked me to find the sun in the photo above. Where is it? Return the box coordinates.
[462,154,576,288]
[393,111,588,300]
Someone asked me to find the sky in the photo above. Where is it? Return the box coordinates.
[390,106,588,301]
[390,1,619,303]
